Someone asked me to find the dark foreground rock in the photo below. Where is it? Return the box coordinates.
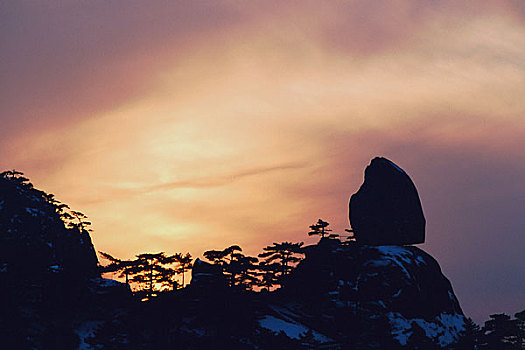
[349,157,426,245]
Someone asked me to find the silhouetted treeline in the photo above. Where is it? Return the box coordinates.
[100,240,306,295]
[457,311,525,349]
[99,219,349,295]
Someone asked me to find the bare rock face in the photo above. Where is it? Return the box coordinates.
[349,157,425,245]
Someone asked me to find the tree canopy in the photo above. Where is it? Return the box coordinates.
[100,251,193,298]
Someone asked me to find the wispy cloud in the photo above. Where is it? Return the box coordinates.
[72,162,308,205]
[147,162,308,191]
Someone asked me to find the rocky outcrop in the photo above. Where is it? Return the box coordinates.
[349,157,425,245]
[257,157,460,347]
[272,240,466,348]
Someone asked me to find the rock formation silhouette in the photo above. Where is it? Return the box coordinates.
[283,241,465,348]
[349,157,426,245]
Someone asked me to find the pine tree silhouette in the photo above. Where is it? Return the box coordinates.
[308,219,334,239]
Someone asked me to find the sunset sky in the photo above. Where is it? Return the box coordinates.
[1,1,524,323]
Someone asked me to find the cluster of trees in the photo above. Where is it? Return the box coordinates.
[100,251,193,299]
[202,241,305,291]
[100,241,306,296]
[458,311,525,349]
[99,219,345,296]
[1,170,93,234]
[309,218,355,242]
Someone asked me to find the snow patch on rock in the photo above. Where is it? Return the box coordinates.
[387,311,465,347]
[92,277,123,288]
[258,315,330,342]
[373,246,414,278]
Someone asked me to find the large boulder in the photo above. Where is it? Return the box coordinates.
[349,157,425,245]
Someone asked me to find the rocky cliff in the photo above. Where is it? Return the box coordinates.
[262,239,466,348]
